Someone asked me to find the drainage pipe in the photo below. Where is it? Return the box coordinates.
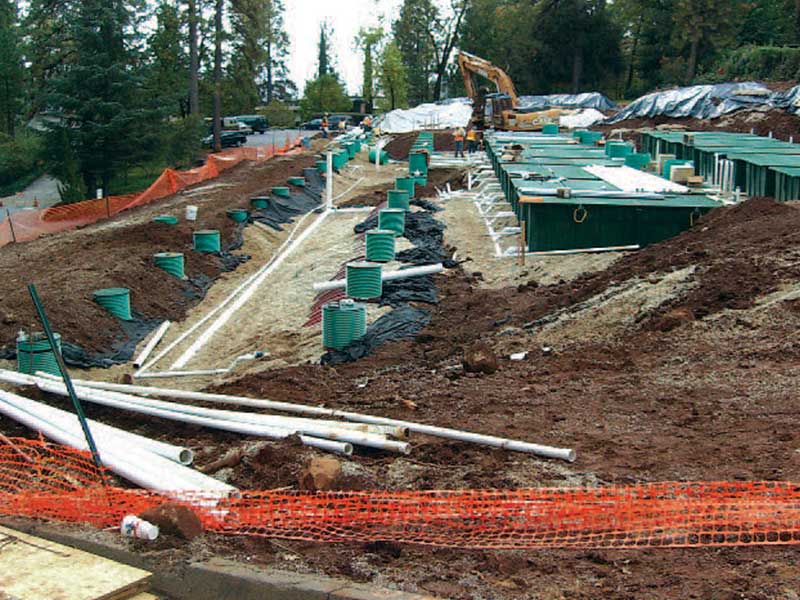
[24,374,576,461]
[133,321,171,369]
[2,371,409,454]
[0,389,233,492]
[137,205,320,376]
[504,245,641,257]
[312,263,444,292]
[6,395,194,466]
[169,207,332,370]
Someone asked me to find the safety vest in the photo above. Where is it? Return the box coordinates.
[466,130,476,141]
[454,130,465,142]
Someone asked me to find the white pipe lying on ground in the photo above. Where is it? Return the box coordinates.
[133,321,171,369]
[4,395,194,466]
[312,263,444,292]
[31,374,577,462]
[169,207,333,371]
[0,389,233,492]
[503,245,641,258]
[1,371,409,454]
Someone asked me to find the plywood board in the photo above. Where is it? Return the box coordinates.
[0,526,151,600]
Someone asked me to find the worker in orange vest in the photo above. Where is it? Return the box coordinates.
[466,128,477,154]
[362,115,372,131]
[321,113,330,138]
[454,127,465,158]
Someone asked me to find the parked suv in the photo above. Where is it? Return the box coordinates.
[234,115,269,134]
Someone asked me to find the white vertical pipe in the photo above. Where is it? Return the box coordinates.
[326,151,333,209]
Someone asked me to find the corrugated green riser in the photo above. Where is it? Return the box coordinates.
[519,202,712,251]
[17,334,62,376]
[194,231,221,253]
[346,266,383,299]
[93,288,132,320]
[154,253,185,279]
[365,234,396,262]
[379,211,405,235]
[322,305,367,350]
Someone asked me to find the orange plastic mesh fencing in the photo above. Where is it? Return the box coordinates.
[0,136,304,247]
[2,438,800,549]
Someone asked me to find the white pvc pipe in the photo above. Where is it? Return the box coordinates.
[312,263,444,292]
[3,371,409,454]
[506,245,640,257]
[0,389,233,492]
[26,374,577,461]
[133,321,171,369]
[169,207,332,370]
[5,395,194,466]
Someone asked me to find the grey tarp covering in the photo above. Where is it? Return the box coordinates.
[770,84,800,114]
[518,92,617,111]
[606,82,774,123]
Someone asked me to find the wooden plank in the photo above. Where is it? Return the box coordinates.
[0,525,151,600]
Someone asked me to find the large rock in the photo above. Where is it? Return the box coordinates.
[140,503,203,540]
[298,457,342,491]
[463,342,499,375]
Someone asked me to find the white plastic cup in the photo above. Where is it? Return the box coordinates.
[185,205,198,221]
[120,515,159,540]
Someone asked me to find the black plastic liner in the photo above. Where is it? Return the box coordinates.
[321,306,431,366]
[249,184,323,231]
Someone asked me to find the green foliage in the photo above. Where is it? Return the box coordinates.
[299,74,351,119]
[0,130,42,189]
[259,100,296,128]
[45,127,85,203]
[317,22,334,78]
[378,42,408,111]
[709,45,800,81]
[356,27,384,113]
[393,0,438,105]
[0,0,22,136]
[146,1,187,117]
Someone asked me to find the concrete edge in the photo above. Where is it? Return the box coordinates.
[0,519,441,600]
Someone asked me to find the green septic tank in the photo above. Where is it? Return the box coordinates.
[322,300,367,350]
[409,151,428,177]
[387,189,411,211]
[542,124,560,135]
[251,196,269,210]
[578,131,603,145]
[625,153,652,171]
[345,142,357,159]
[365,229,397,263]
[154,252,185,279]
[315,159,327,173]
[193,229,221,253]
[346,261,383,299]
[153,215,178,225]
[352,140,362,153]
[17,332,61,376]
[379,208,405,236]
[395,176,416,200]
[226,208,248,223]
[368,148,389,165]
[288,176,306,187]
[272,186,291,198]
[93,288,132,320]
[333,150,349,170]
[606,141,633,158]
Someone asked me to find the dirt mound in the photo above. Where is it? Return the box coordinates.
[0,154,317,357]
[595,108,800,144]
[384,131,456,160]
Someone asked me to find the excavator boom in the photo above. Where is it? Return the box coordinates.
[457,51,519,107]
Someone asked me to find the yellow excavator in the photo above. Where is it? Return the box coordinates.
[457,51,564,132]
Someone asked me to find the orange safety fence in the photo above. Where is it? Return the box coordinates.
[0,136,305,248]
[2,438,800,549]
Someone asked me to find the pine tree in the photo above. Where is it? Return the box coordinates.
[45,0,156,195]
[263,0,291,102]
[148,1,188,117]
[356,27,383,113]
[378,41,408,110]
[0,0,22,136]
[393,0,438,105]
[317,21,334,78]
[187,0,200,114]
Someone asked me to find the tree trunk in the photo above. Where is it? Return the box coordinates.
[686,33,699,82]
[571,45,583,93]
[625,16,643,97]
[213,0,223,153]
[266,41,274,103]
[188,0,199,115]
[364,45,373,113]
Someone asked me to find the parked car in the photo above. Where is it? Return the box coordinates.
[234,115,269,134]
[202,130,247,148]
[301,118,322,130]
[328,115,353,129]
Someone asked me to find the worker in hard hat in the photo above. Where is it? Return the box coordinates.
[454,127,465,158]
[321,113,330,138]
[362,115,372,132]
[338,118,347,133]
[466,128,477,154]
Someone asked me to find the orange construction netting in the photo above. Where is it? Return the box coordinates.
[0,136,304,247]
[2,438,799,549]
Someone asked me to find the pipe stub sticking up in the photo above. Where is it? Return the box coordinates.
[346,261,383,299]
[93,288,133,320]
[250,196,269,209]
[193,229,221,253]
[153,252,185,279]
[272,186,291,199]
[17,332,61,376]
[365,229,397,263]
[226,208,249,223]
[153,215,178,225]
[379,209,406,236]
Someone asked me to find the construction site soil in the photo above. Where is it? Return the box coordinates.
[0,154,317,359]
[596,108,800,143]
[340,168,465,207]
[384,131,456,160]
[2,146,800,598]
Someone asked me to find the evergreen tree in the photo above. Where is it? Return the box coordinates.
[299,74,350,119]
[0,0,22,136]
[147,1,188,117]
[263,0,291,102]
[356,27,383,113]
[44,0,157,195]
[187,0,200,114]
[317,22,334,78]
[393,0,437,105]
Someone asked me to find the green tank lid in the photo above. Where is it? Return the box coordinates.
[226,208,248,223]
[153,215,178,225]
[193,229,221,253]
[93,287,132,321]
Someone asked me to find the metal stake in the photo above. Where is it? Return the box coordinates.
[27,284,103,470]
[6,209,16,243]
